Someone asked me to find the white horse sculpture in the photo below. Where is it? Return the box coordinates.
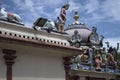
[0,7,24,25]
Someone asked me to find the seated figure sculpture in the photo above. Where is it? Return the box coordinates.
[79,49,91,70]
[69,30,82,48]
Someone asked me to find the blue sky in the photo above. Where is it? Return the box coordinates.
[0,0,120,48]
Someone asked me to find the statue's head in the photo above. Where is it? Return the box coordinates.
[108,46,113,53]
[92,26,97,32]
[63,3,70,10]
[74,30,78,35]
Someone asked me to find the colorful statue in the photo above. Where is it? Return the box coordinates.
[60,3,69,22]
[94,50,102,71]
[81,49,89,63]
[88,48,93,64]
[0,7,24,25]
[71,55,79,70]
[100,47,106,65]
[106,47,117,69]
[55,3,69,32]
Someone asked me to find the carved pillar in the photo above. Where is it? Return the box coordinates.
[63,57,71,80]
[2,49,17,80]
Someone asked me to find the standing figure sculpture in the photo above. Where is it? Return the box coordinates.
[106,47,117,69]
[94,50,102,71]
[100,47,106,65]
[55,3,69,32]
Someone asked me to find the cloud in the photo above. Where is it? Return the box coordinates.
[11,0,67,24]
[84,0,100,14]
[102,0,120,21]
[80,0,120,24]
[68,0,81,12]
[10,0,120,27]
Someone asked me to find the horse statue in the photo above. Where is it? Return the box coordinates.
[0,7,24,25]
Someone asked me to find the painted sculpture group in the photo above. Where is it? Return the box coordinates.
[32,3,69,33]
[71,43,119,73]
[0,3,70,32]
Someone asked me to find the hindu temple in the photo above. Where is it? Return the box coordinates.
[0,3,119,80]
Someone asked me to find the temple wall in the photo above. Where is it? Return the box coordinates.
[0,49,65,80]
[0,49,6,80]
[13,50,65,80]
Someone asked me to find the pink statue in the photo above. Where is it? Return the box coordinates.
[94,50,102,71]
[55,4,69,32]
[60,3,69,23]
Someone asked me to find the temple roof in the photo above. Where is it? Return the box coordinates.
[65,11,92,45]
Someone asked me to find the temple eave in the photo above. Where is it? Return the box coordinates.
[0,34,82,56]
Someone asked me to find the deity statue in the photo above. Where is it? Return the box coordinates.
[94,50,102,71]
[60,3,69,22]
[88,48,93,64]
[90,27,99,44]
[69,30,82,48]
[106,47,117,69]
[100,47,106,65]
[54,3,69,32]
[81,49,89,63]
[89,27,104,47]
[71,55,79,70]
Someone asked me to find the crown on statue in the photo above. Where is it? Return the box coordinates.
[64,3,70,9]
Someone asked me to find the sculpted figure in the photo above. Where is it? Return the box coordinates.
[90,27,99,43]
[88,48,93,64]
[94,50,102,71]
[69,30,82,48]
[71,55,79,70]
[0,7,23,25]
[89,27,104,47]
[100,47,106,65]
[55,4,69,32]
[60,3,69,23]
[105,47,117,69]
[81,49,89,63]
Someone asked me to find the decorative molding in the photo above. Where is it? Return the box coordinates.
[2,49,17,80]
[0,34,82,54]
